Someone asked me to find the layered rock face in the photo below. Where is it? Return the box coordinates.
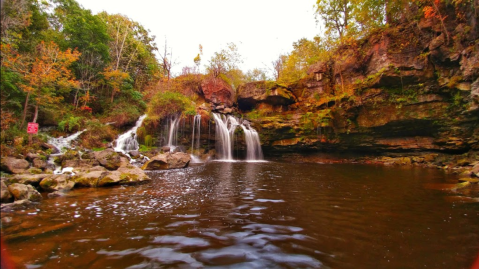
[238,18,479,154]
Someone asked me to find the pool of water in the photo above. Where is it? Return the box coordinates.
[1,161,479,268]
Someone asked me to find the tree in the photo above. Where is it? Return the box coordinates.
[3,41,80,126]
[0,0,31,43]
[98,12,159,100]
[206,42,243,78]
[315,0,352,39]
[52,0,111,108]
[272,55,287,81]
[278,37,325,84]
[245,68,268,82]
[193,44,203,73]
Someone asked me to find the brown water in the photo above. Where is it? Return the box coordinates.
[1,161,479,269]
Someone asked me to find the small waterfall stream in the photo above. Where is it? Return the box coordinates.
[114,114,147,153]
[212,113,263,161]
[48,129,86,153]
[166,114,181,151]
[191,114,201,155]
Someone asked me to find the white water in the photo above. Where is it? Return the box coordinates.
[167,114,181,150]
[114,114,147,153]
[48,129,86,152]
[240,120,264,161]
[212,113,239,161]
[212,113,263,161]
[191,114,201,156]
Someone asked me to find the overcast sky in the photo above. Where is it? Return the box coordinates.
[76,0,321,77]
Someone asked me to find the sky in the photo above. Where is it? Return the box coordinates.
[75,0,321,77]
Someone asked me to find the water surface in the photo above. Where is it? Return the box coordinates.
[1,161,479,268]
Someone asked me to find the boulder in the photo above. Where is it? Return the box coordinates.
[39,174,75,192]
[1,180,13,203]
[116,165,151,184]
[11,174,51,185]
[1,157,30,174]
[93,149,123,170]
[72,171,105,188]
[201,77,235,107]
[32,158,47,169]
[41,143,60,154]
[129,150,140,158]
[142,152,190,170]
[237,81,296,111]
[1,199,33,211]
[7,183,42,202]
[62,159,99,172]
[97,171,122,187]
[97,167,150,186]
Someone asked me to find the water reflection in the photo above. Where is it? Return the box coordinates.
[1,162,479,268]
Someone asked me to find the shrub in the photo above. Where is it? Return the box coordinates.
[80,120,118,148]
[147,91,196,124]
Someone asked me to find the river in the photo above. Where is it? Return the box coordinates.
[1,161,479,268]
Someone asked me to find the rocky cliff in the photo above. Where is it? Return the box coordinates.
[238,17,479,156]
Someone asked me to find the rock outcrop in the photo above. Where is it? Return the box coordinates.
[142,152,190,170]
[248,18,479,155]
[1,157,30,174]
[237,81,296,112]
[201,77,235,108]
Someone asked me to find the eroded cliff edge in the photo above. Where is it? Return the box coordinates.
[238,17,479,156]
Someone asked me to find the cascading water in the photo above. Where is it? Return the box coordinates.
[114,114,147,153]
[47,129,87,174]
[240,120,264,161]
[212,113,264,161]
[191,114,201,155]
[48,129,86,152]
[212,113,239,161]
[166,113,181,150]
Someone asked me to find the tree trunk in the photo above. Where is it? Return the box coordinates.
[20,91,30,128]
[32,105,38,123]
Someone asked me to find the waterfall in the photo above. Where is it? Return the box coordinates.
[212,113,263,161]
[212,113,238,161]
[191,114,201,155]
[240,121,264,161]
[114,114,147,153]
[48,129,86,152]
[166,113,181,150]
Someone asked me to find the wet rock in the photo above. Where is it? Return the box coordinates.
[39,174,75,192]
[142,152,190,170]
[1,180,13,203]
[1,157,30,174]
[93,149,123,170]
[47,191,66,198]
[7,183,42,202]
[72,171,104,188]
[97,171,123,187]
[10,174,51,185]
[26,153,40,161]
[129,150,140,158]
[41,143,60,154]
[0,199,33,211]
[95,163,150,187]
[63,159,99,172]
[32,158,47,169]
[117,165,151,184]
